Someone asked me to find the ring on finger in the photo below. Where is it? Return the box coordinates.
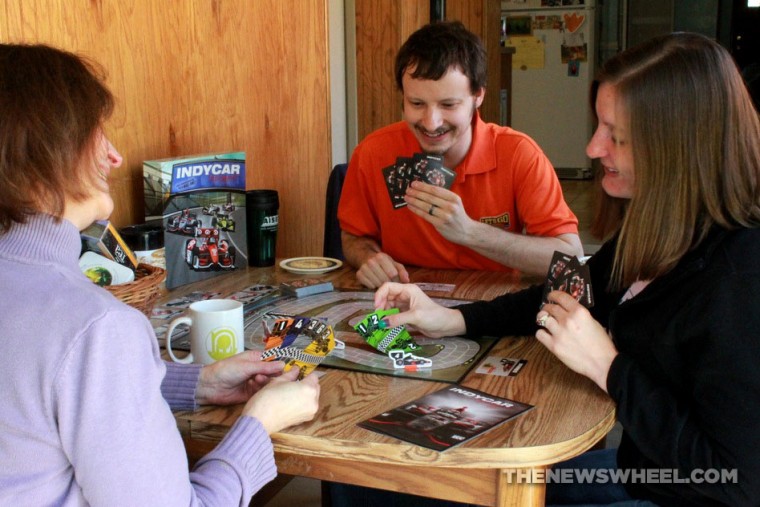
[536,314,550,327]
[428,204,437,216]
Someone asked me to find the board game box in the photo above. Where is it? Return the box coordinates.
[143,152,247,289]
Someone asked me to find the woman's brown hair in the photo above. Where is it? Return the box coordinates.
[0,44,114,232]
[590,33,760,289]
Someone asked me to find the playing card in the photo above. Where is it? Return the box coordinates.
[382,163,407,209]
[414,153,455,189]
[567,262,594,307]
[542,251,594,308]
[384,153,455,210]
[475,356,527,377]
[263,316,296,349]
[260,312,336,379]
[354,309,421,353]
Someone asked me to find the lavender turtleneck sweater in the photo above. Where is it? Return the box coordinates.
[0,214,276,506]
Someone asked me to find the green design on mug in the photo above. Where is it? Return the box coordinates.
[207,326,239,360]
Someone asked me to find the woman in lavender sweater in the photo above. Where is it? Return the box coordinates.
[0,43,320,506]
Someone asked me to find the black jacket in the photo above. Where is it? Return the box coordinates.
[460,227,760,506]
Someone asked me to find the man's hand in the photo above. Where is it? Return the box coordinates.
[405,181,476,245]
[406,181,584,275]
[356,251,410,289]
[341,231,410,288]
[195,350,289,406]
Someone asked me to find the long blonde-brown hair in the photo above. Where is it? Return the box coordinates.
[590,33,760,290]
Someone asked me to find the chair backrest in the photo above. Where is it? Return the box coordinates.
[323,163,348,259]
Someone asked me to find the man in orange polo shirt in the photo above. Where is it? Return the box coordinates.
[338,21,583,288]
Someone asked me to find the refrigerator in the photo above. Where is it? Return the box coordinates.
[502,0,596,179]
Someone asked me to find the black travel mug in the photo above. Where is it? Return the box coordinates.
[119,222,165,270]
[246,190,279,266]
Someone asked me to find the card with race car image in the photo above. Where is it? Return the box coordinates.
[395,156,417,206]
[475,356,527,377]
[354,308,422,354]
[260,313,336,379]
[541,251,594,308]
[562,262,594,308]
[541,251,574,307]
[382,163,409,209]
[413,153,456,189]
[382,154,454,210]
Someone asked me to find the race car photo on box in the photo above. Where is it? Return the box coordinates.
[143,152,247,289]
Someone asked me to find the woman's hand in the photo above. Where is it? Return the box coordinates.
[195,350,289,406]
[243,370,321,434]
[535,291,618,392]
[374,282,466,338]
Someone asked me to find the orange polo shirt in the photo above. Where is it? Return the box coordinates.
[337,113,578,271]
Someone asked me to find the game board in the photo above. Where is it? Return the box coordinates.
[155,288,499,383]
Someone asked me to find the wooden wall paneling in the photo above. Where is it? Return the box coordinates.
[481,0,503,125]
[0,0,331,260]
[444,0,502,125]
[354,0,428,140]
[354,0,502,141]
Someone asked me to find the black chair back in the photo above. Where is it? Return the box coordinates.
[323,163,348,259]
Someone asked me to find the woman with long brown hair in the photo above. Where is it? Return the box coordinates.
[359,33,760,506]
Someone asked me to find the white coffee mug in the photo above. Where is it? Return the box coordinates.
[165,299,244,364]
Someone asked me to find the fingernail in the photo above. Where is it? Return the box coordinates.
[378,319,388,329]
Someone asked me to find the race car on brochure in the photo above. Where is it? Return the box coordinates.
[212,211,236,232]
[184,227,236,270]
[202,204,221,215]
[166,209,202,235]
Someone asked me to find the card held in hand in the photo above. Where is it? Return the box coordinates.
[413,153,455,189]
[260,312,336,379]
[382,153,455,209]
[542,251,594,308]
[354,308,421,353]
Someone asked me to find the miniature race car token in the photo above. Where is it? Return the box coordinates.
[388,349,433,369]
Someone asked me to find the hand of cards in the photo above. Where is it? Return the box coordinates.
[542,251,594,308]
[354,309,432,370]
[260,313,337,380]
[383,153,456,209]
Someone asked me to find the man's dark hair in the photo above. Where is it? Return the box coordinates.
[394,21,487,94]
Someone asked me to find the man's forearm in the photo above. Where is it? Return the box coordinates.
[341,231,382,269]
[465,223,584,275]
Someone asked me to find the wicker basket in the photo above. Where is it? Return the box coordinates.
[105,263,166,317]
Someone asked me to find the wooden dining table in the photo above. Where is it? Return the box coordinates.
[160,263,615,507]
